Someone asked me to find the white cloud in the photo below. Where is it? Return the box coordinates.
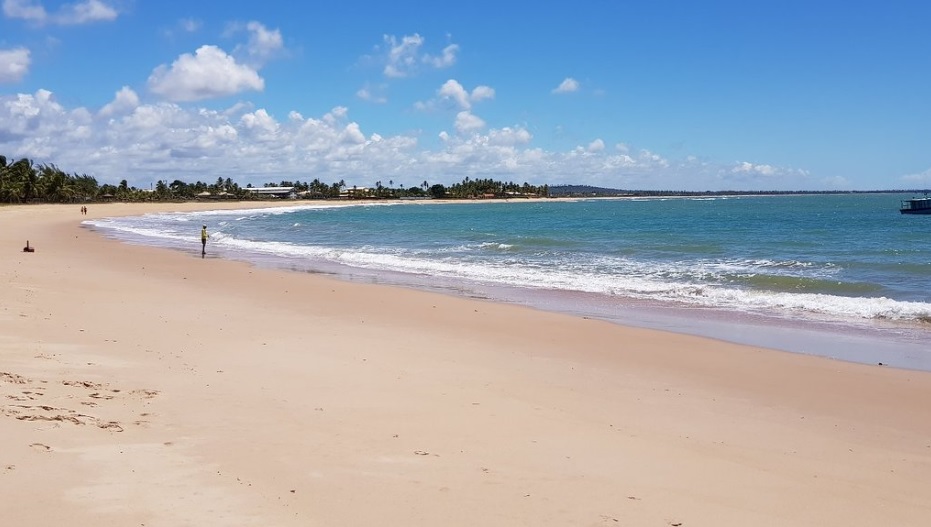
[340,122,366,144]
[454,111,485,134]
[470,85,495,103]
[424,79,495,111]
[383,33,423,78]
[487,126,532,146]
[552,77,579,94]
[423,43,459,68]
[239,108,279,142]
[379,33,459,78]
[3,0,45,22]
[0,88,818,192]
[901,168,931,185]
[162,18,202,40]
[731,161,776,176]
[179,18,201,32]
[57,0,115,24]
[356,86,387,104]
[99,86,139,117]
[147,45,265,102]
[0,47,30,83]
[439,80,470,109]
[236,21,284,68]
[3,0,117,25]
[820,175,850,189]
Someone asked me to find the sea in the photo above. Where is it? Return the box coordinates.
[85,193,931,370]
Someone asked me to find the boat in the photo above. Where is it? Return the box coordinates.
[900,196,931,215]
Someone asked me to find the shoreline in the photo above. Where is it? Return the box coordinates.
[3,202,931,526]
[85,199,931,371]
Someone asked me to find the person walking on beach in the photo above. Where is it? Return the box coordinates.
[201,224,209,256]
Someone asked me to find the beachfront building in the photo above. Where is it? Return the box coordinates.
[339,186,372,199]
[245,186,298,199]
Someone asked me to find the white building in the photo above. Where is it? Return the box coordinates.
[245,186,297,199]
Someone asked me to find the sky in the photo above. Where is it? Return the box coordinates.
[1,0,929,191]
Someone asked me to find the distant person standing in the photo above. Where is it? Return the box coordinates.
[201,224,209,256]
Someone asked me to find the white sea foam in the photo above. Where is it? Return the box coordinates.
[85,199,931,326]
[203,235,931,323]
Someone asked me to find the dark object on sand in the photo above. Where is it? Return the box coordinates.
[23,240,35,253]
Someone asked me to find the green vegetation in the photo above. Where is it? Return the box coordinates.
[6,153,921,205]
[0,155,550,203]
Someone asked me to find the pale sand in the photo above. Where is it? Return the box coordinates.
[2,202,930,526]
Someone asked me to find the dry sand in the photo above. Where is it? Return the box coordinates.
[2,202,930,526]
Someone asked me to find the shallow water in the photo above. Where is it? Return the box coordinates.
[86,194,931,370]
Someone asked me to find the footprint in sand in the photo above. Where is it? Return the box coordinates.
[1,372,29,384]
[97,421,124,432]
[3,374,156,434]
[63,380,102,390]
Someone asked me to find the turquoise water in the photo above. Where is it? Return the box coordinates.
[87,194,931,368]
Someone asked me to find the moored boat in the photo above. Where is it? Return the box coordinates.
[900,196,931,214]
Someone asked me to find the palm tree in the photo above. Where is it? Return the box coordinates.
[2,158,38,202]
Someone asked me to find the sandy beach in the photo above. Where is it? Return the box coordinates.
[2,202,930,526]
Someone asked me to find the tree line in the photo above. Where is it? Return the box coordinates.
[0,155,551,203]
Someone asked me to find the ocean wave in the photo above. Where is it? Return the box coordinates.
[209,237,931,323]
[87,208,931,325]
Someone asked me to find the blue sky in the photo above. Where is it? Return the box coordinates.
[1,0,929,191]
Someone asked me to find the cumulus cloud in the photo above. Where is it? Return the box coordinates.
[717,160,813,189]
[0,88,817,192]
[487,126,532,146]
[552,77,579,94]
[379,33,459,78]
[383,33,423,78]
[470,85,495,103]
[0,47,30,83]
[3,0,117,25]
[147,45,265,102]
[419,79,495,111]
[731,161,776,176]
[438,80,470,109]
[239,108,279,141]
[454,111,486,134]
[99,86,139,117]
